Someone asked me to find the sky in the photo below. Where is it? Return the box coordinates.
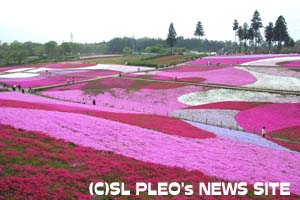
[0,0,299,43]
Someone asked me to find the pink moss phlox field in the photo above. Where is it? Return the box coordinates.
[0,124,224,200]
[0,76,46,87]
[0,92,135,114]
[156,67,257,86]
[0,107,299,195]
[0,92,214,139]
[280,60,300,68]
[42,85,205,115]
[235,103,300,133]
[188,54,299,65]
[2,75,91,88]
[163,65,226,72]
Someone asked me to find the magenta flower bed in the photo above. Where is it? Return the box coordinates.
[0,95,215,139]
[156,67,256,86]
[235,103,300,133]
[1,107,299,195]
[163,65,225,72]
[280,60,300,68]
[1,76,46,86]
[2,75,91,88]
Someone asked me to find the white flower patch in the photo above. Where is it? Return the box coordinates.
[0,72,39,78]
[178,88,300,106]
[187,121,294,152]
[241,56,300,66]
[26,67,57,73]
[5,67,33,73]
[75,64,152,73]
[237,67,300,91]
[172,109,241,129]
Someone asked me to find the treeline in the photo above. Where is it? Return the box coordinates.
[232,11,296,53]
[0,38,238,66]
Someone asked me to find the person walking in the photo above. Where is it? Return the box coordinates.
[261,126,266,137]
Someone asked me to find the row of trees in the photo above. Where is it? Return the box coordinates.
[0,14,298,65]
[232,11,294,53]
[0,41,109,65]
[1,37,236,65]
[166,21,205,54]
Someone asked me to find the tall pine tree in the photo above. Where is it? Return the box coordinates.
[194,21,205,39]
[250,10,263,52]
[166,22,177,55]
[265,22,274,53]
[232,19,239,42]
[273,15,289,51]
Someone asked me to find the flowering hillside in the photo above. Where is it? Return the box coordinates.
[0,55,299,199]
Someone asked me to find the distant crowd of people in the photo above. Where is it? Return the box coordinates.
[0,83,34,94]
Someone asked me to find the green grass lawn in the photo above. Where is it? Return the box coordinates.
[85,54,204,67]
[84,55,149,65]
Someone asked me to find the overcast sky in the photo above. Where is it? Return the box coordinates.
[1,0,299,43]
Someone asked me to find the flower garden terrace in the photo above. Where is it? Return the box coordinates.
[0,54,300,199]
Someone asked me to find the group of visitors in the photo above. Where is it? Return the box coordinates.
[82,97,96,105]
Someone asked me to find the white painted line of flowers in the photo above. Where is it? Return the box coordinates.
[5,67,34,73]
[172,109,241,129]
[178,88,300,106]
[0,72,40,78]
[241,56,300,66]
[237,67,300,91]
[75,64,153,73]
[26,67,57,73]
[187,121,295,153]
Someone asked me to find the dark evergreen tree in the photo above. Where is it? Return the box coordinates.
[237,26,244,53]
[250,10,263,52]
[233,19,239,42]
[194,21,205,39]
[265,22,274,53]
[242,23,249,53]
[247,28,255,51]
[166,22,177,54]
[273,15,289,51]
